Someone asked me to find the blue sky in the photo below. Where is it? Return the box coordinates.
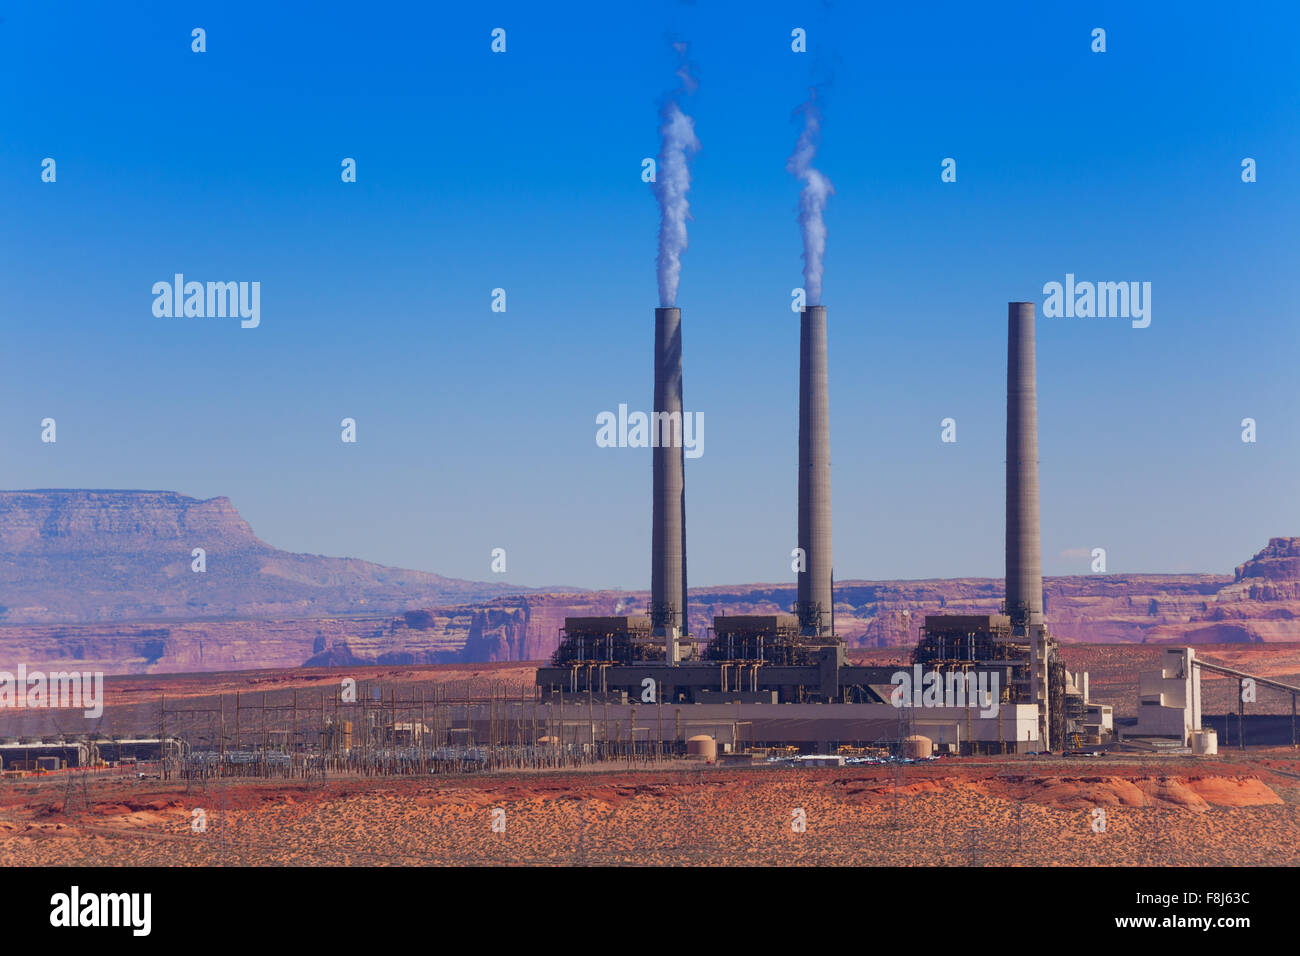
[2,1,1297,589]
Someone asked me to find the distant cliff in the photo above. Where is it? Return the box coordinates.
[428,538,1300,662]
[1144,537,1300,643]
[0,490,1293,674]
[448,574,1235,660]
[0,489,524,624]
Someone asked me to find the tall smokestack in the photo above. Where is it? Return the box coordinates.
[652,306,687,645]
[797,304,832,636]
[1005,302,1043,626]
[1006,300,1051,749]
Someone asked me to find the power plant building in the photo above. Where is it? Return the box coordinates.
[538,300,1105,753]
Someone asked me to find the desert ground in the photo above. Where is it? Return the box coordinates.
[2,750,1298,866]
[2,647,1298,866]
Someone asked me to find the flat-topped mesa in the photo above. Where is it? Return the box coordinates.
[0,489,517,625]
[0,490,262,553]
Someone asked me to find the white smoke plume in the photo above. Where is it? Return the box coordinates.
[653,43,700,308]
[787,88,833,306]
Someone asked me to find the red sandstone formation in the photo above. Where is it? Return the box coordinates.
[0,491,1295,673]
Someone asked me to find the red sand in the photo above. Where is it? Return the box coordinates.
[2,752,1299,866]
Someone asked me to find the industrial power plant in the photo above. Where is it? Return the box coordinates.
[537,301,1115,755]
[535,66,1116,755]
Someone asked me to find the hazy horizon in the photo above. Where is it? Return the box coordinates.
[0,484,1262,588]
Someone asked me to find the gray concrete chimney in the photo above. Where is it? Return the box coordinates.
[651,307,687,640]
[797,305,832,636]
[1005,302,1043,627]
[1007,300,1051,749]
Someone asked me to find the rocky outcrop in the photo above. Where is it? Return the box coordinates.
[0,617,382,674]
[1233,537,1300,587]
[1141,538,1300,643]
[461,594,639,662]
[686,575,1231,648]
[0,490,525,624]
[1217,537,1300,605]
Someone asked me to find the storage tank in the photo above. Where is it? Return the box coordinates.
[1192,728,1218,755]
[686,735,717,762]
[901,735,933,759]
